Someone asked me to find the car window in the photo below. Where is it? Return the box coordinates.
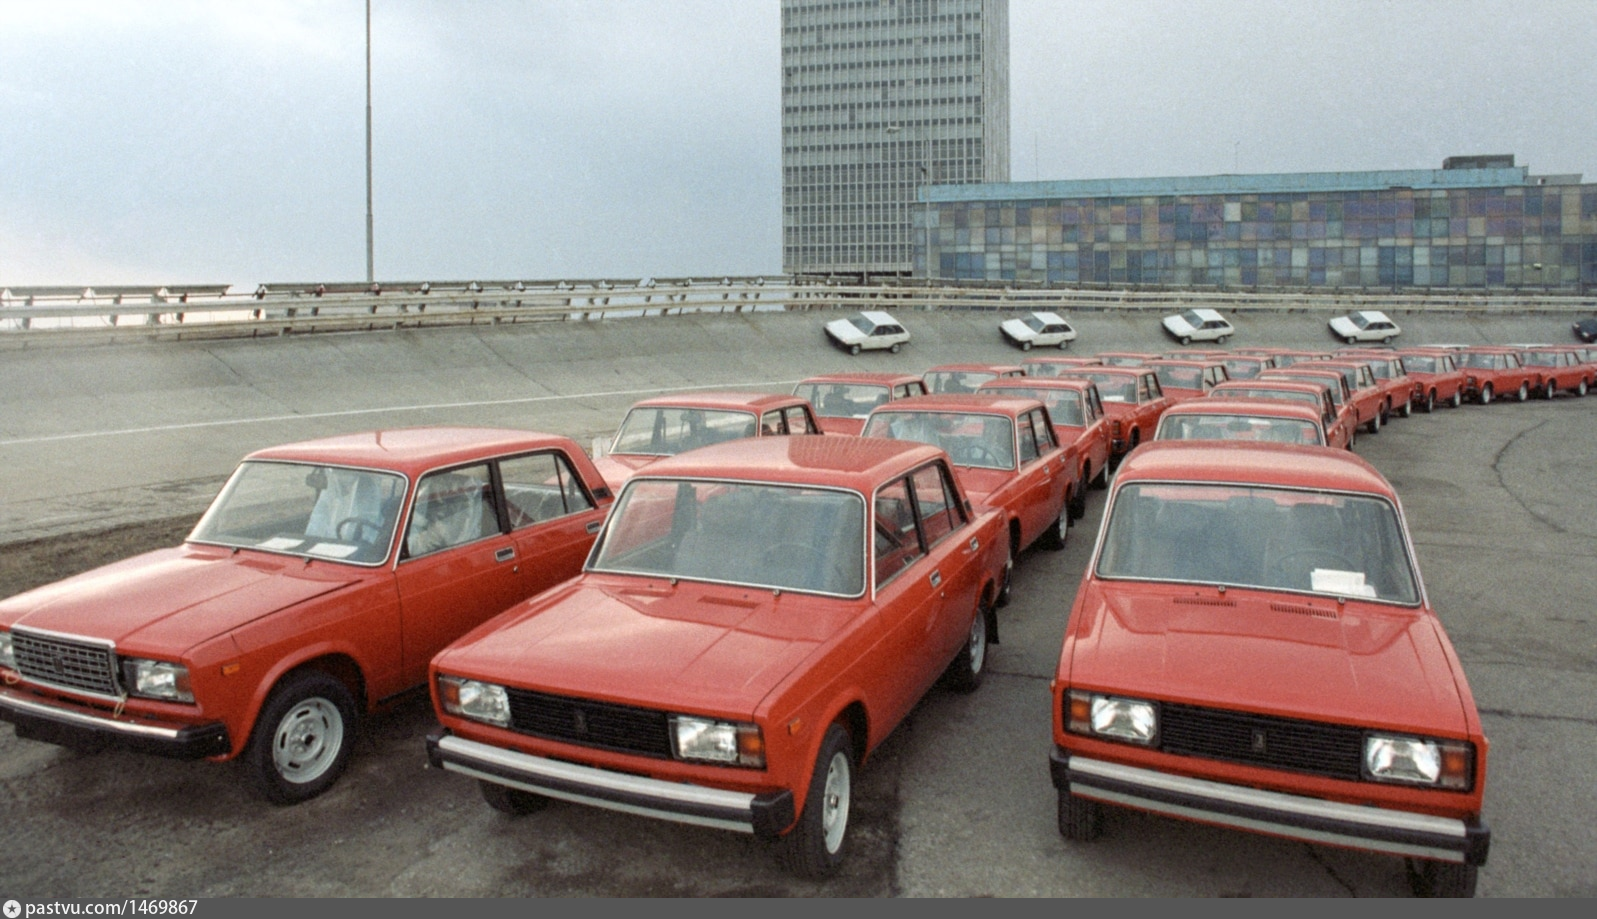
[785,406,815,433]
[911,463,964,548]
[593,479,865,596]
[761,410,784,435]
[406,464,498,558]
[863,411,1015,470]
[190,461,406,565]
[1096,483,1418,604]
[1017,414,1039,464]
[874,476,926,587]
[499,452,595,530]
[1031,409,1058,450]
[612,407,758,455]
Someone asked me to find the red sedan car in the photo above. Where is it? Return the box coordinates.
[1396,349,1467,412]
[1210,379,1354,450]
[1142,358,1232,405]
[792,372,929,435]
[0,427,613,804]
[862,394,1073,604]
[1456,347,1540,404]
[1051,367,1173,463]
[1516,347,1592,398]
[427,436,1007,878]
[978,376,1113,521]
[595,391,823,486]
[1050,441,1490,896]
[1154,398,1328,447]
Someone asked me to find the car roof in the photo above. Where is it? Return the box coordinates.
[925,363,1023,374]
[1145,358,1224,368]
[630,434,947,493]
[1116,440,1393,496]
[1351,309,1391,321]
[1026,311,1067,323]
[1211,380,1331,398]
[869,392,1046,417]
[245,427,574,475]
[860,310,897,324]
[1188,308,1226,321]
[1162,398,1322,421]
[981,378,1096,393]
[625,391,810,412]
[798,371,924,387]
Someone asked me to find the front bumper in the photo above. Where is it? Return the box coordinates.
[1051,748,1489,866]
[0,687,230,759]
[427,729,795,838]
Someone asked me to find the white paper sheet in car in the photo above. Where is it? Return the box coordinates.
[1311,568,1377,598]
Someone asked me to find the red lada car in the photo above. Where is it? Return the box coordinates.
[1142,359,1231,405]
[1050,441,1490,896]
[922,363,1026,394]
[978,377,1113,520]
[595,391,822,486]
[1300,359,1389,433]
[1260,368,1360,443]
[0,427,613,804]
[862,394,1073,604]
[1516,347,1592,398]
[1050,367,1172,463]
[1396,349,1467,412]
[1210,379,1354,450]
[426,436,1007,878]
[1338,351,1417,420]
[1154,398,1328,447]
[1456,347,1539,404]
[792,372,928,435]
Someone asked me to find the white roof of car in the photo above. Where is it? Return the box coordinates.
[1190,308,1226,322]
[861,310,896,325]
[1352,310,1391,322]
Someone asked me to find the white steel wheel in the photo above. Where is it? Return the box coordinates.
[1578,379,1589,397]
[889,342,902,354]
[1516,381,1529,402]
[1021,340,1033,351]
[848,343,861,356]
[1479,384,1493,405]
[245,671,357,805]
[1422,389,1436,413]
[943,601,989,693]
[777,724,854,879]
[1451,389,1463,408]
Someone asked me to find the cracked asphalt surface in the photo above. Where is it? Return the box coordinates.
[2,309,1594,896]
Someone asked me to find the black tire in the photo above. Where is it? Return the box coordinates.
[1516,381,1529,402]
[1059,339,1071,350]
[1542,380,1556,400]
[244,670,358,805]
[1366,410,1380,434]
[848,343,861,356]
[1021,340,1033,352]
[1179,335,1191,346]
[1407,858,1478,898]
[1090,461,1108,490]
[1478,383,1493,405]
[995,540,1015,608]
[1057,790,1103,842]
[1345,335,1358,345]
[1217,335,1228,344]
[889,342,902,354]
[777,724,854,879]
[480,779,548,815]
[1422,389,1436,413]
[1578,379,1589,397]
[1068,472,1089,520]
[1451,389,1463,408]
[1399,396,1412,418]
[942,600,990,693]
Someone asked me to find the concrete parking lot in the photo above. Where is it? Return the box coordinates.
[1,308,1594,895]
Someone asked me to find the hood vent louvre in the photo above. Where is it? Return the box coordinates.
[1271,601,1339,620]
[1172,595,1235,607]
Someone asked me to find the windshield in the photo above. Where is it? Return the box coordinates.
[925,370,996,394]
[1180,309,1203,325]
[1153,366,1202,389]
[1096,483,1419,604]
[1222,359,1263,380]
[611,407,758,456]
[1351,313,1372,329]
[862,410,1016,469]
[849,315,875,333]
[988,385,1084,426]
[1023,315,1047,333]
[189,461,407,565]
[1461,352,1502,370]
[591,479,865,596]
[1522,351,1561,366]
[1214,387,1321,410]
[1157,413,1323,446]
[793,382,890,419]
[1074,372,1135,402]
[1404,354,1443,373]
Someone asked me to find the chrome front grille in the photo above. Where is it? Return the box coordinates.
[10,628,120,698]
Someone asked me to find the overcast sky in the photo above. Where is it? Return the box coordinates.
[3,0,1595,288]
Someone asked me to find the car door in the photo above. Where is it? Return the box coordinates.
[869,473,942,726]
[497,450,606,601]
[395,462,524,681]
[1016,408,1066,540]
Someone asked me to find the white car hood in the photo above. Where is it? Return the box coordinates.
[826,320,866,343]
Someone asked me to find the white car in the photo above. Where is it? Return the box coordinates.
[1161,307,1234,345]
[825,310,910,355]
[1000,311,1077,351]
[1329,309,1401,344]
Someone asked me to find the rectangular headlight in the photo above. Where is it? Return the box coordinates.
[670,715,765,768]
[1066,690,1158,746]
[0,630,14,670]
[1364,734,1474,790]
[438,675,511,728]
[120,658,194,703]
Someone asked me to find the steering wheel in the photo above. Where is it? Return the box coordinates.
[962,443,1002,466]
[335,516,384,544]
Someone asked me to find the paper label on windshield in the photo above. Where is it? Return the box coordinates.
[307,542,361,559]
[1311,568,1376,598]
[259,537,306,550]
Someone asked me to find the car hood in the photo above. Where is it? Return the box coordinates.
[436,575,856,717]
[1329,317,1356,333]
[1163,316,1195,333]
[0,545,360,654]
[1000,319,1034,337]
[1064,582,1470,735]
[825,320,867,343]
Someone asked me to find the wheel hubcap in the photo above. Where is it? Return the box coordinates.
[967,612,987,674]
[273,697,343,784]
[821,752,851,854]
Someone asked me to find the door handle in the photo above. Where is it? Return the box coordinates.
[929,570,942,589]
[586,520,603,534]
[495,547,516,563]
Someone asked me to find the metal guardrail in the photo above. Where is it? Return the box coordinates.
[2,277,1592,341]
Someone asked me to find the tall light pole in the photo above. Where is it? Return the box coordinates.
[364,0,374,285]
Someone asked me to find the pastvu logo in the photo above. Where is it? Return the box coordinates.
[3,900,21,919]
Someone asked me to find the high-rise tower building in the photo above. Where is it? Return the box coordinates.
[781,0,1010,278]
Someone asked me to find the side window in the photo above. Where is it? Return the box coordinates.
[1016,413,1040,464]
[406,463,497,558]
[761,410,785,435]
[499,452,595,530]
[1506,354,1520,368]
[911,463,963,547]
[1032,409,1057,450]
[874,476,926,586]
[785,405,814,434]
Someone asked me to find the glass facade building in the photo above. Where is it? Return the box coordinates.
[781,0,1010,278]
[922,158,1597,291]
